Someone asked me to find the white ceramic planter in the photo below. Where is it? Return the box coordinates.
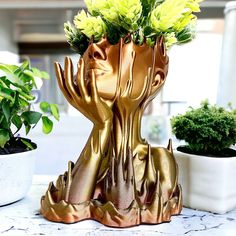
[174,150,236,214]
[0,150,36,206]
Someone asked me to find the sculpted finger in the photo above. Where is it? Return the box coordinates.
[54,62,80,110]
[55,62,64,87]
[64,57,81,102]
[55,62,71,99]
[77,58,89,99]
[64,57,73,82]
[64,57,73,91]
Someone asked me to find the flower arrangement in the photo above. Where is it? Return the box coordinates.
[64,0,203,55]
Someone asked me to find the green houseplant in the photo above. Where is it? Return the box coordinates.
[0,61,59,206]
[171,100,236,213]
[171,100,236,156]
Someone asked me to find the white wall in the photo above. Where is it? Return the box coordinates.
[0,10,18,54]
[217,4,236,108]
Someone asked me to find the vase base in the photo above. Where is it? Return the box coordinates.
[40,180,182,228]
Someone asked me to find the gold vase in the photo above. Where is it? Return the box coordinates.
[40,36,182,228]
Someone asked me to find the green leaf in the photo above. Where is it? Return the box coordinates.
[40,102,60,121]
[22,111,42,125]
[132,23,139,31]
[0,114,4,125]
[0,64,13,75]
[32,68,42,77]
[0,76,10,88]
[31,68,49,80]
[18,90,35,101]
[50,104,60,121]
[21,70,35,83]
[24,122,31,135]
[2,100,11,121]
[19,97,30,107]
[12,114,23,130]
[1,75,29,93]
[40,71,50,80]
[39,101,50,113]
[42,116,53,134]
[0,129,10,148]
[20,61,30,70]
[0,64,24,85]
[143,26,157,37]
[21,138,34,150]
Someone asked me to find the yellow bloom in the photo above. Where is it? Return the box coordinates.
[150,0,188,31]
[150,0,202,32]
[173,13,196,32]
[100,4,120,24]
[85,0,142,31]
[74,10,107,40]
[164,32,178,48]
[114,0,142,26]
[186,0,204,12]
[85,0,111,16]
[66,0,203,49]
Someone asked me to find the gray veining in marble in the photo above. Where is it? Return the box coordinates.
[0,176,236,236]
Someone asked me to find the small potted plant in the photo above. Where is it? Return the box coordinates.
[171,100,236,213]
[0,61,59,206]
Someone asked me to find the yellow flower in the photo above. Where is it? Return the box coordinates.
[150,0,188,31]
[85,0,111,16]
[114,0,142,28]
[74,10,107,40]
[173,13,196,32]
[85,0,142,31]
[100,4,120,24]
[150,0,202,32]
[164,32,178,48]
[66,0,204,49]
[186,0,204,12]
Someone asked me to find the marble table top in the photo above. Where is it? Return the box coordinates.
[0,176,236,236]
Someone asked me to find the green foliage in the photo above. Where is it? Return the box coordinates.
[74,10,107,40]
[171,101,236,155]
[65,0,203,54]
[64,22,90,55]
[0,61,60,150]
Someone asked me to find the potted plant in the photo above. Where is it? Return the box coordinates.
[171,100,236,214]
[40,0,203,227]
[0,61,59,206]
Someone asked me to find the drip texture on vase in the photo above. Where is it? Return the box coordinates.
[40,36,182,228]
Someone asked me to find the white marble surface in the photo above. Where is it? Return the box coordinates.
[0,176,236,236]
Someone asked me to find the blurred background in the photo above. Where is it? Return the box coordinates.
[0,0,235,174]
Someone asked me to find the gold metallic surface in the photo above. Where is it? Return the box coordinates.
[41,36,182,227]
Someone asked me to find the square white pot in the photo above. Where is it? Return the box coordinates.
[174,150,236,214]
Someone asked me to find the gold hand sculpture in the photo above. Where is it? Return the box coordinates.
[41,36,182,227]
[55,57,115,203]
